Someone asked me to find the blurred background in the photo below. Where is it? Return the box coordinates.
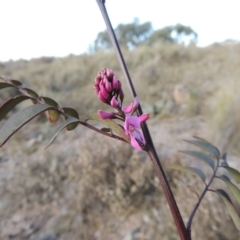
[1,0,240,239]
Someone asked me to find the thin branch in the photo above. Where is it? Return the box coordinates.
[186,160,220,231]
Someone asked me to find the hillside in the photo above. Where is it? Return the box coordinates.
[1,42,240,239]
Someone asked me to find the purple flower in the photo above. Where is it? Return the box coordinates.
[122,97,139,115]
[124,113,149,150]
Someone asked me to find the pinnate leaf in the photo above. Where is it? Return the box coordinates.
[220,175,240,204]
[88,112,130,142]
[215,189,240,231]
[0,104,53,147]
[184,137,220,159]
[168,165,206,182]
[180,150,215,170]
[45,117,79,149]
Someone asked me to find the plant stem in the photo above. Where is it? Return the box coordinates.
[186,161,219,233]
[96,1,189,239]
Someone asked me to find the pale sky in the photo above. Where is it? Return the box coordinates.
[0,0,239,62]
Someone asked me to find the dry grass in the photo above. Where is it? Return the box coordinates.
[1,41,240,239]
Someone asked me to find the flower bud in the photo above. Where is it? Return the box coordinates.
[110,96,119,108]
[95,77,101,85]
[106,68,114,79]
[94,84,100,94]
[104,78,112,92]
[98,92,107,103]
[98,110,114,119]
[139,113,149,123]
[99,84,109,100]
[112,75,118,90]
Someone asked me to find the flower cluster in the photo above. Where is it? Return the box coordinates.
[94,68,149,151]
[94,68,124,105]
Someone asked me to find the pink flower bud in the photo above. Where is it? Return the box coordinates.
[98,71,103,78]
[99,85,109,100]
[106,68,114,79]
[94,84,100,93]
[104,79,112,92]
[112,76,118,90]
[98,110,114,119]
[98,92,107,103]
[110,96,119,108]
[95,77,101,85]
[139,113,149,123]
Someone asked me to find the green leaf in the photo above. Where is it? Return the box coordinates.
[220,175,240,204]
[215,189,240,231]
[168,165,206,182]
[180,150,215,170]
[10,79,23,87]
[22,88,39,98]
[184,137,220,160]
[22,88,39,103]
[222,166,240,184]
[88,112,130,142]
[0,95,31,121]
[0,82,15,90]
[41,97,59,108]
[0,104,53,147]
[45,117,79,149]
[62,107,79,130]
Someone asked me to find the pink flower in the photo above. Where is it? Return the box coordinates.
[122,97,139,115]
[124,113,149,150]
